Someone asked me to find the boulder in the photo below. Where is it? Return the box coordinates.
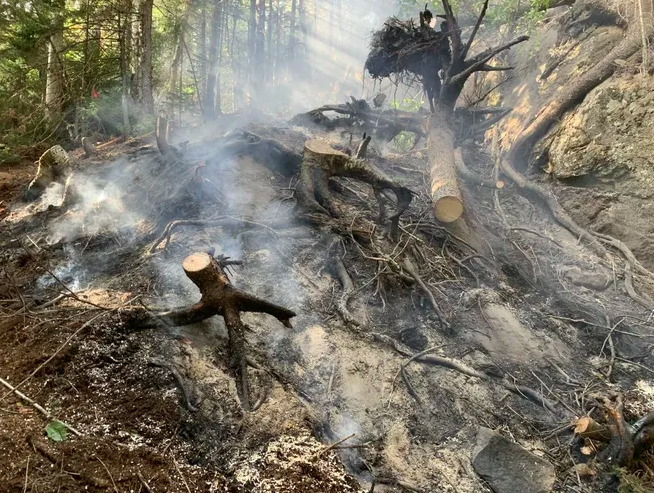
[472,427,556,493]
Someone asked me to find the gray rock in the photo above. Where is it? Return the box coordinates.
[562,266,612,291]
[472,428,556,493]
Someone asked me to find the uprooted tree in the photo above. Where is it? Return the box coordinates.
[365,0,528,224]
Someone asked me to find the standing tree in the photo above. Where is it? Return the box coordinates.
[205,0,223,119]
[139,0,155,114]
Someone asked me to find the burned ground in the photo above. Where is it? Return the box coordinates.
[2,8,654,491]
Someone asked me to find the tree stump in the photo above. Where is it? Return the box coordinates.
[24,145,70,201]
[156,115,172,157]
[132,252,295,411]
[81,137,97,158]
[297,139,413,239]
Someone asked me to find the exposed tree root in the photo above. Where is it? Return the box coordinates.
[402,258,448,329]
[623,263,654,311]
[148,358,199,412]
[297,139,413,239]
[328,238,360,327]
[498,157,607,256]
[397,347,557,413]
[149,217,285,253]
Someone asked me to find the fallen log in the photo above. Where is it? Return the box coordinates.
[427,115,463,223]
[128,251,296,410]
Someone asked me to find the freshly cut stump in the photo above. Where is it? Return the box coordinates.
[133,252,296,411]
[298,139,413,238]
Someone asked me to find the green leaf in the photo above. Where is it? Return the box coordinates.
[45,421,68,442]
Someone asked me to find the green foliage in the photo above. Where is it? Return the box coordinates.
[390,97,423,152]
[396,0,549,33]
[45,421,68,442]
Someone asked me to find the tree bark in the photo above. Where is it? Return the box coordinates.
[139,0,155,114]
[198,3,207,100]
[267,0,274,83]
[427,104,463,223]
[205,0,223,120]
[248,0,256,86]
[254,0,266,92]
[288,0,296,78]
[45,20,65,118]
[119,5,132,134]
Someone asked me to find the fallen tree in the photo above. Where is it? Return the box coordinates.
[365,1,528,223]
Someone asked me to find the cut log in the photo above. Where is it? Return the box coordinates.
[24,145,70,201]
[427,113,463,223]
[81,137,97,157]
[573,416,611,441]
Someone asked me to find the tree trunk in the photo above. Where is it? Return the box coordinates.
[198,3,207,100]
[267,0,274,83]
[119,6,132,134]
[205,0,223,120]
[169,33,184,117]
[298,0,306,76]
[139,0,155,114]
[288,0,297,78]
[45,20,65,118]
[275,0,282,82]
[248,0,256,85]
[254,0,265,93]
[427,104,463,223]
[131,1,142,99]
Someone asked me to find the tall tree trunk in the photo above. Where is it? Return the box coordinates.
[215,1,225,116]
[205,0,223,120]
[288,0,296,78]
[254,0,265,93]
[169,33,184,117]
[131,1,142,99]
[248,0,256,86]
[45,19,65,118]
[267,0,274,83]
[119,8,132,134]
[298,0,306,77]
[198,4,207,101]
[139,0,155,115]
[329,0,334,48]
[275,0,282,82]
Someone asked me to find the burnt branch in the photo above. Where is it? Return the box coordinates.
[450,36,530,86]
[461,0,489,60]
